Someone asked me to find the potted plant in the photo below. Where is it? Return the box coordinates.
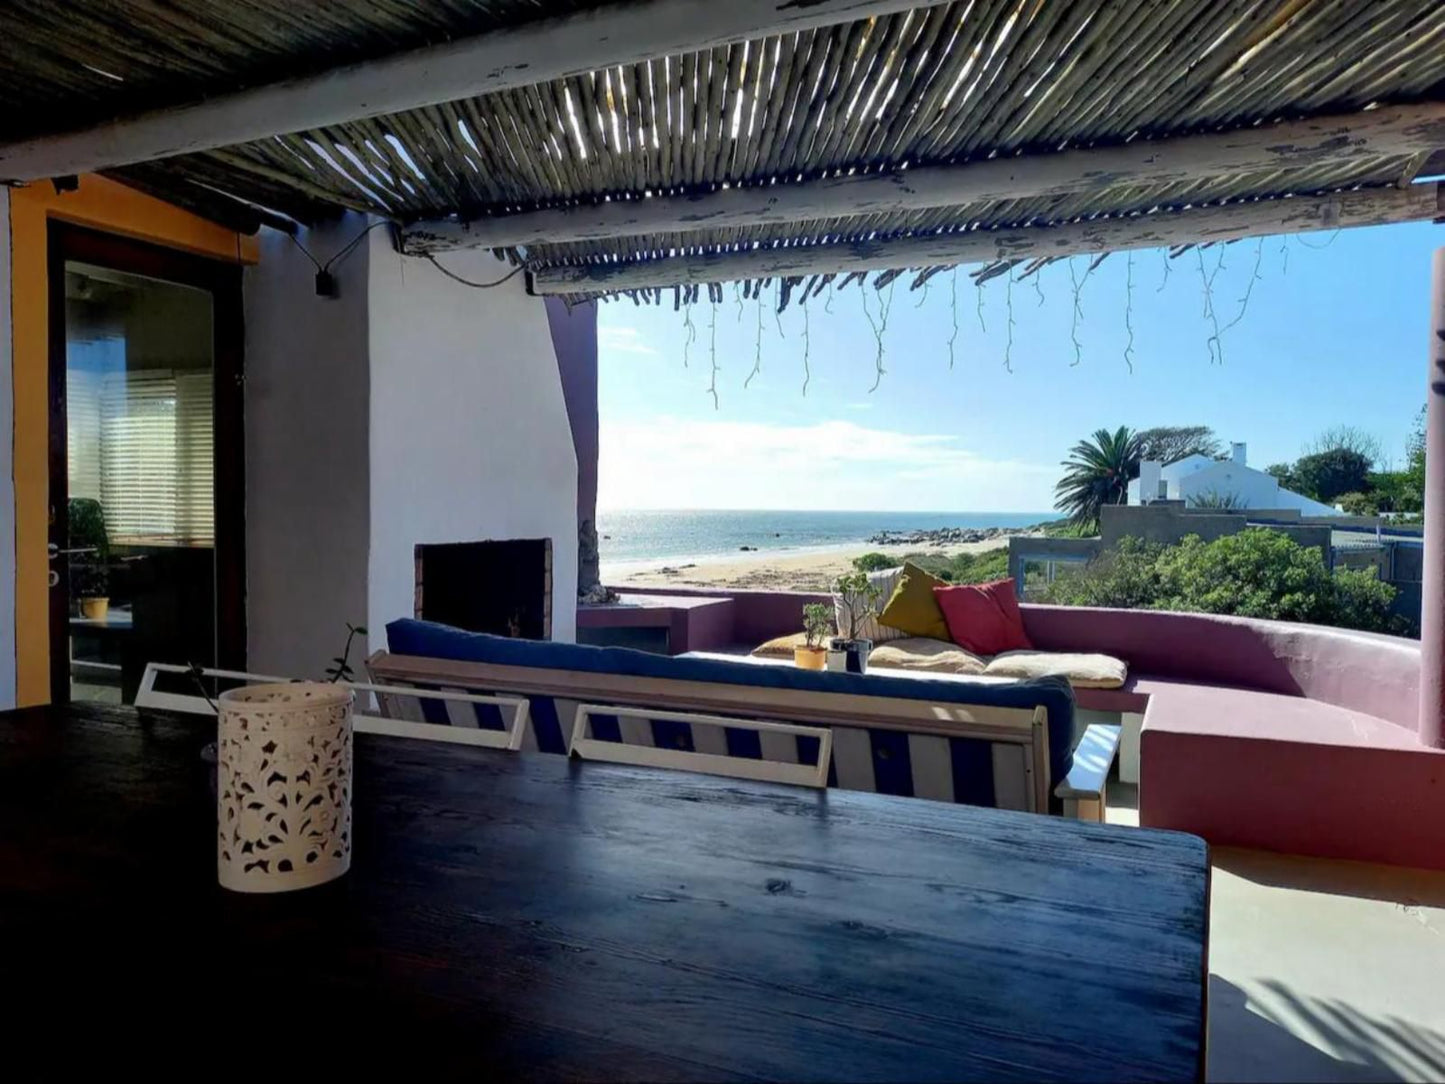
[795,603,832,670]
[828,571,882,675]
[68,498,110,620]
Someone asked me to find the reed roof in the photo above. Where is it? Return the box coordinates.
[4,0,1444,294]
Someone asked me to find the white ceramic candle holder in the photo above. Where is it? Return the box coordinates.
[217,682,354,893]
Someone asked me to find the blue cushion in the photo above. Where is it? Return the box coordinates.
[385,619,1076,792]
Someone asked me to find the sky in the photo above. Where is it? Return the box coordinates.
[596,220,1442,513]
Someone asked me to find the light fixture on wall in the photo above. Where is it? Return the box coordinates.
[288,220,388,300]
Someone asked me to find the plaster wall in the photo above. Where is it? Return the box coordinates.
[243,217,371,678]
[367,240,578,649]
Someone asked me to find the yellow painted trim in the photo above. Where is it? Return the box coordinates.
[11,175,258,706]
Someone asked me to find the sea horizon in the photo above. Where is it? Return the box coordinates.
[597,508,1056,571]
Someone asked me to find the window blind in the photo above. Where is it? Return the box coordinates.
[94,369,214,546]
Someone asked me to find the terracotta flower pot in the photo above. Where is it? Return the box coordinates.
[794,645,828,670]
[79,597,109,620]
[216,682,353,893]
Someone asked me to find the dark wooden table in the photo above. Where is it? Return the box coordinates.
[0,702,1208,1080]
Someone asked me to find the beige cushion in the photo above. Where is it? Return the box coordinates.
[835,566,906,644]
[983,651,1128,689]
[751,631,814,659]
[868,637,988,676]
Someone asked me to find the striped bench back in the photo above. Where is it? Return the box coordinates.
[368,652,1051,814]
[571,705,832,788]
[352,682,530,750]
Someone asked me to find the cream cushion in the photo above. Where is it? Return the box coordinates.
[835,566,906,644]
[868,637,988,676]
[751,631,813,659]
[983,650,1128,689]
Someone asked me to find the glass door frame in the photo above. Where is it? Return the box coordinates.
[47,221,247,704]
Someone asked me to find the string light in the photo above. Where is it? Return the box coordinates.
[1124,251,1135,373]
[706,298,719,409]
[948,267,959,369]
[1068,258,1084,366]
[1003,269,1015,373]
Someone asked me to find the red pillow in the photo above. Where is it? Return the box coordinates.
[932,579,1033,656]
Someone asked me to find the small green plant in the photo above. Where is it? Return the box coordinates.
[325,622,369,683]
[832,570,882,642]
[68,497,110,600]
[851,552,895,573]
[801,603,832,649]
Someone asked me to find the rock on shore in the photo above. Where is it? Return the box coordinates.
[864,526,1036,547]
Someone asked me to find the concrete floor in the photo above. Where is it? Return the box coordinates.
[1108,785,1445,1082]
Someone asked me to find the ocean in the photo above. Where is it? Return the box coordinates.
[597,509,1055,570]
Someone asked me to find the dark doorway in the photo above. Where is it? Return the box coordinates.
[48,222,246,704]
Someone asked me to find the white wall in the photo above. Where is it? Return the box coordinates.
[366,238,577,648]
[1178,462,1284,509]
[244,216,371,678]
[1269,487,1341,517]
[0,191,14,708]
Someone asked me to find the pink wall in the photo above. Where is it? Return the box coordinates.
[615,587,1421,727]
[1142,728,1445,869]
[1020,605,1421,731]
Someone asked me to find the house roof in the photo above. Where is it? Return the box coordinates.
[1161,455,1220,481]
[3,0,1443,297]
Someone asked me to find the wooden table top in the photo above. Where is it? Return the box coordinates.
[0,702,1208,1080]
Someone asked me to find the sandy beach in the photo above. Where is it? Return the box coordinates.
[604,536,1023,593]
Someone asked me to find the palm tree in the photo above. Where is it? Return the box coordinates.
[1055,426,1143,529]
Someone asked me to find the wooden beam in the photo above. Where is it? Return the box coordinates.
[0,0,950,183]
[404,101,1445,252]
[526,182,1445,294]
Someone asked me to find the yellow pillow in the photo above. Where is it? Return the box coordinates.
[878,561,951,641]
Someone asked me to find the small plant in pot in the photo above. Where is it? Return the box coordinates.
[795,603,832,670]
[829,571,882,675]
[68,497,111,620]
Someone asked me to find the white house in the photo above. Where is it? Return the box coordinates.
[1126,442,1339,515]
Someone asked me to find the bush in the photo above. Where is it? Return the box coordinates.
[851,552,896,573]
[1331,566,1400,634]
[904,546,1010,586]
[1040,529,1400,634]
[1336,491,1379,516]
[1291,448,1372,503]
[1039,537,1164,609]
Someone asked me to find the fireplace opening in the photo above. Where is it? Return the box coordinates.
[414,539,552,640]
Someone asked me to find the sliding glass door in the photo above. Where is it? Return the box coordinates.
[48,224,245,704]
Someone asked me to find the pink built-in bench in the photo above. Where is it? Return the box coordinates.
[1026,606,1444,870]
[608,587,1445,869]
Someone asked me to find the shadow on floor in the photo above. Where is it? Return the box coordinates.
[1211,976,1445,1083]
[1213,846,1445,908]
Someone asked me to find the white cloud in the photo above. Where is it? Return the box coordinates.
[598,325,659,357]
[598,418,1057,511]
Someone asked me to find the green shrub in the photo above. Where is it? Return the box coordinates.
[1330,566,1400,634]
[851,552,896,573]
[1039,537,1164,609]
[903,546,1010,586]
[1336,491,1378,516]
[1040,529,1400,634]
